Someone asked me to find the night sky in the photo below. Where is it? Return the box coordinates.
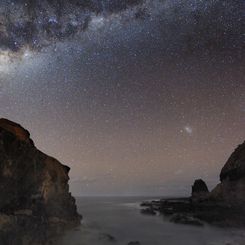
[0,0,244,196]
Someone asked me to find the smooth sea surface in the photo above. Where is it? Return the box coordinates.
[59,197,245,245]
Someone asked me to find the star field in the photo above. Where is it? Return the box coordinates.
[0,0,244,196]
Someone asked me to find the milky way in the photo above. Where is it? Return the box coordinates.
[1,0,244,55]
[0,0,244,196]
[0,0,141,50]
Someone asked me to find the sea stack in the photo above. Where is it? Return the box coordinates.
[191,179,209,201]
[0,118,81,244]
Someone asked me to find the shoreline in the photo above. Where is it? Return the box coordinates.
[140,196,245,227]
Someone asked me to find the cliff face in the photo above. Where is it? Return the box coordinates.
[210,141,245,205]
[220,141,245,182]
[0,118,81,244]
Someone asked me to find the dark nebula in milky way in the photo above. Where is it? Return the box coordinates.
[0,0,144,52]
[0,0,244,56]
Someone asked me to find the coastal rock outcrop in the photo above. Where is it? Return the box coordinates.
[0,118,81,244]
[141,140,245,227]
[170,214,203,226]
[210,141,245,205]
[191,179,209,201]
[220,141,245,182]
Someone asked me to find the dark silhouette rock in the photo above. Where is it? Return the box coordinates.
[191,179,209,202]
[192,179,209,195]
[0,118,81,244]
[220,141,245,182]
[140,201,151,207]
[210,141,245,205]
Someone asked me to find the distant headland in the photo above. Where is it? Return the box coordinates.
[141,140,245,227]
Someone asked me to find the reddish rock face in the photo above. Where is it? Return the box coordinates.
[0,118,81,244]
[0,118,35,145]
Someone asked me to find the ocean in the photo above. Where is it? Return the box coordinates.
[58,197,245,245]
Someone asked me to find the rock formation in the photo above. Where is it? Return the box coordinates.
[210,141,245,206]
[191,179,209,201]
[141,140,245,227]
[0,118,81,244]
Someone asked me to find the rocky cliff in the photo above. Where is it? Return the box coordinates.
[141,140,245,227]
[210,141,245,206]
[0,118,81,244]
